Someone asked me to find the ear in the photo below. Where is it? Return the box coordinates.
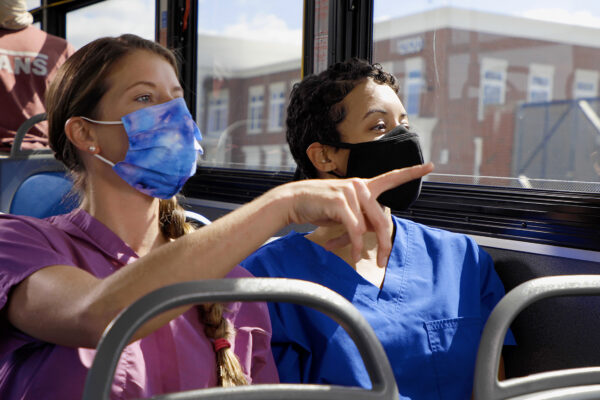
[64,117,99,154]
[306,142,340,174]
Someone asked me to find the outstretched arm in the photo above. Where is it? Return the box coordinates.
[6,163,434,348]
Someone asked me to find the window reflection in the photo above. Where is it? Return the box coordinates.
[374,2,600,192]
[196,0,303,171]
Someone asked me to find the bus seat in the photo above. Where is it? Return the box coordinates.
[82,278,399,400]
[0,113,66,213]
[485,247,600,379]
[9,171,77,218]
[473,275,600,400]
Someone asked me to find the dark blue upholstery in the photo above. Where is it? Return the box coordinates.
[9,171,77,218]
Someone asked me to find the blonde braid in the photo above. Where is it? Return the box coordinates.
[199,303,249,386]
[158,197,248,387]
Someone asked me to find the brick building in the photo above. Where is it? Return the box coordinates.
[197,7,600,185]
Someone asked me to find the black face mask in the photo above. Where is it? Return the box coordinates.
[325,125,424,210]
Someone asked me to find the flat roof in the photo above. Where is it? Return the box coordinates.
[375,6,600,49]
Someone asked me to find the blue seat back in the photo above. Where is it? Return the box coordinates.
[9,171,77,218]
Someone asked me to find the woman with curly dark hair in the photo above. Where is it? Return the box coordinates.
[242,58,515,400]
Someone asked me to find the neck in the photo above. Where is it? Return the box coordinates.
[306,207,394,268]
[80,174,168,256]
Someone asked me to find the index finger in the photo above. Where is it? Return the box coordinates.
[366,163,434,199]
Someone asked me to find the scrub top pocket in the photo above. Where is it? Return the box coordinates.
[425,316,481,400]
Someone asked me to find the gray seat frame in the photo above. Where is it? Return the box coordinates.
[474,275,600,400]
[82,278,399,400]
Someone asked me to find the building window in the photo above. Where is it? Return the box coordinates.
[404,57,423,116]
[241,145,261,167]
[262,145,283,168]
[207,89,229,135]
[528,64,554,103]
[473,137,483,178]
[574,69,599,99]
[248,86,265,134]
[268,82,286,132]
[478,58,508,120]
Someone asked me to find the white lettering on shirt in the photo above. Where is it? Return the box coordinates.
[0,48,50,76]
[0,54,13,73]
[14,57,31,74]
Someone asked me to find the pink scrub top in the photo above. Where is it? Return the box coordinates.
[0,209,278,399]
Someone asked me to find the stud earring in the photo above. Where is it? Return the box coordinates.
[89,145,96,152]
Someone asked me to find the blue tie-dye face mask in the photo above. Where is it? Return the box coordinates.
[81,97,202,199]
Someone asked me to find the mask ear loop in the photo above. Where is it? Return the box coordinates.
[94,153,116,167]
[80,116,124,125]
[75,117,122,167]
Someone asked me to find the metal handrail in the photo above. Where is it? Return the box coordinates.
[10,113,51,157]
[474,275,600,400]
[82,278,399,400]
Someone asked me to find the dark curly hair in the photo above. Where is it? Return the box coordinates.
[286,58,400,178]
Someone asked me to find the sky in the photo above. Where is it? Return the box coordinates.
[25,0,600,49]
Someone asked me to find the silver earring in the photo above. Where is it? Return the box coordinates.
[89,145,96,152]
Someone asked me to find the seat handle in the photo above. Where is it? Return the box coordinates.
[82,278,399,400]
[474,274,600,400]
[10,113,49,157]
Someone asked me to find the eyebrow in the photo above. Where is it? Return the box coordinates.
[362,108,387,120]
[362,108,408,120]
[124,81,184,93]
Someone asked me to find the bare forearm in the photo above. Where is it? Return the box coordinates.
[81,188,292,343]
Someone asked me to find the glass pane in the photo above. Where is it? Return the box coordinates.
[26,0,40,10]
[196,0,303,171]
[374,1,600,192]
[66,0,155,50]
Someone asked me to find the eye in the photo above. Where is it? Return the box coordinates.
[135,94,152,103]
[371,122,387,132]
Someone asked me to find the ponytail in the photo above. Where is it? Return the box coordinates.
[158,197,248,387]
[199,303,249,386]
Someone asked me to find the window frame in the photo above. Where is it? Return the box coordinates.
[184,0,600,252]
[38,0,600,252]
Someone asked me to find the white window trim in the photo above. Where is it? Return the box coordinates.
[241,145,261,167]
[262,144,283,167]
[404,57,423,116]
[247,85,265,135]
[574,69,599,99]
[478,58,508,121]
[268,82,286,133]
[207,89,229,136]
[527,63,554,103]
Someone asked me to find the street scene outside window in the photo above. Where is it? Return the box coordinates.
[195,0,600,194]
[54,0,600,193]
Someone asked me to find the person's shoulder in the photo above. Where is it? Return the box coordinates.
[393,215,481,250]
[26,26,74,54]
[0,212,55,229]
[393,215,468,237]
[0,213,73,245]
[241,231,307,276]
[253,231,306,256]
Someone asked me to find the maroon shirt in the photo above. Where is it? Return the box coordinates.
[0,25,74,151]
[0,210,278,399]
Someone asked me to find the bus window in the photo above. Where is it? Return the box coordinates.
[25,0,40,9]
[195,0,303,171]
[373,1,600,193]
[65,0,155,49]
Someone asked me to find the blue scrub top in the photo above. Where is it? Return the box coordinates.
[242,216,515,400]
